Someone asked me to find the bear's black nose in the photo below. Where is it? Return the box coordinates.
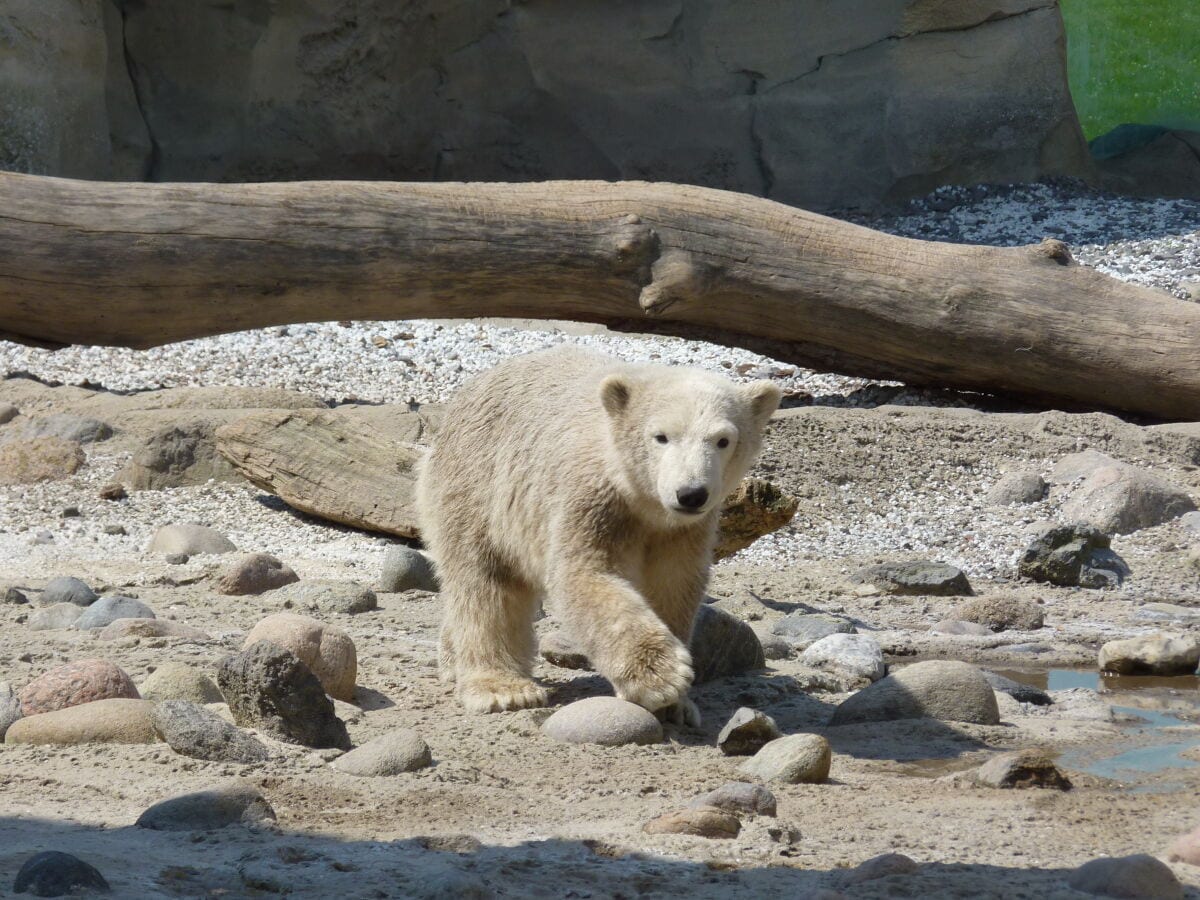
[676,485,709,509]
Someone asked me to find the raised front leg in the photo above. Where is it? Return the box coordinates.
[637,528,713,726]
[552,567,693,715]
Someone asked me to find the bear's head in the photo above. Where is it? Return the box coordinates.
[599,365,781,527]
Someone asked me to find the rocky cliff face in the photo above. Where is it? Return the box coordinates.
[0,0,1089,210]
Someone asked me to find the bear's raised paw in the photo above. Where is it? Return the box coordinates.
[611,631,694,714]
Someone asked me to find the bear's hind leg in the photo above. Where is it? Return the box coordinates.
[440,566,547,714]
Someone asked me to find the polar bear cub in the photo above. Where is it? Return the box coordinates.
[415,347,781,721]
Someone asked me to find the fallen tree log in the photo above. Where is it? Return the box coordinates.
[212,406,796,557]
[1,172,1199,419]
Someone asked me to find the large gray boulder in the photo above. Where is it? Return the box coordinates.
[4,1,1087,212]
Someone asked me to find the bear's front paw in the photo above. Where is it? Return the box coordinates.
[609,628,694,715]
[656,696,701,728]
[458,674,549,714]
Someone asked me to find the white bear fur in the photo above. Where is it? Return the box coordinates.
[415,347,780,720]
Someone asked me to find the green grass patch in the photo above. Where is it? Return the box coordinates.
[1061,0,1200,139]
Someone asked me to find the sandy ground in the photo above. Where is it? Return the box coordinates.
[1,369,1199,899]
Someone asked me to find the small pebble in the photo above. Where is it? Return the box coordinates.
[643,806,741,839]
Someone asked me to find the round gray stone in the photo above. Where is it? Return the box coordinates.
[139,662,224,704]
[74,595,155,630]
[542,697,663,746]
[1067,854,1183,900]
[333,729,433,776]
[985,470,1047,506]
[737,733,831,784]
[14,851,109,897]
[379,546,439,593]
[831,660,1000,726]
[39,576,97,608]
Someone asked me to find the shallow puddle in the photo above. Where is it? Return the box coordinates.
[998,668,1200,789]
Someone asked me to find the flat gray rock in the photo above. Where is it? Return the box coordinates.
[1098,633,1200,676]
[139,662,224,704]
[800,633,885,682]
[378,545,439,593]
[842,852,920,886]
[688,782,777,817]
[272,579,378,615]
[831,660,1000,726]
[148,523,237,556]
[15,413,113,444]
[771,612,856,647]
[39,576,97,607]
[848,560,972,596]
[982,671,1052,706]
[28,603,84,631]
[542,697,663,747]
[737,733,831,784]
[929,619,993,636]
[152,700,269,763]
[136,783,276,831]
[74,595,155,630]
[332,729,433,776]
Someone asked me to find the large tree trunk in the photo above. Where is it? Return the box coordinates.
[1,171,1198,419]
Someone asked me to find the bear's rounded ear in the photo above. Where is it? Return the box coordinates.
[599,374,632,416]
[744,380,782,427]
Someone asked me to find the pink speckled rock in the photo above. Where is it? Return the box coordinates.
[19,659,140,716]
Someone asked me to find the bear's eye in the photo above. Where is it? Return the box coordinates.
[717,437,730,449]
[654,433,668,445]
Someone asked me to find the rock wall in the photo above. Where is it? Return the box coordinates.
[0,0,1089,210]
